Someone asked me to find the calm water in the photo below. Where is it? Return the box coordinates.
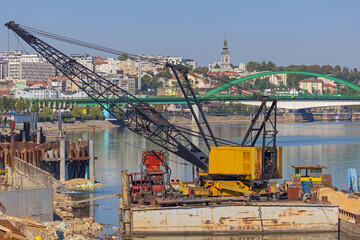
[66,121,360,239]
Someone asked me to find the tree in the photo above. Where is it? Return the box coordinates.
[334,65,341,73]
[246,61,261,72]
[214,64,220,69]
[266,61,277,71]
[16,98,29,112]
[71,105,83,119]
[31,101,40,113]
[88,106,104,120]
[194,66,209,74]
[325,88,332,95]
[39,107,53,121]
[118,54,136,61]
[140,74,163,92]
[220,75,230,81]
[158,69,173,79]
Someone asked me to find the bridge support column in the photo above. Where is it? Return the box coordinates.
[89,140,95,182]
[60,140,66,181]
[192,104,204,124]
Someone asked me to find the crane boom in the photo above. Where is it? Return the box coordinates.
[6,21,208,170]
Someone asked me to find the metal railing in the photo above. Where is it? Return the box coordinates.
[12,157,52,189]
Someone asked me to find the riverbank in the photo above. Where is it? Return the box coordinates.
[38,113,360,131]
[39,119,118,132]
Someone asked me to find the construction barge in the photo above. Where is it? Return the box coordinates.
[118,152,339,236]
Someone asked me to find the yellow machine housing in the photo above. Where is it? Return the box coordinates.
[207,146,282,180]
[196,146,282,197]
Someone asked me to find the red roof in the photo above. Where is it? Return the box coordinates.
[95,62,107,65]
[27,82,48,87]
[324,84,337,88]
[300,79,322,83]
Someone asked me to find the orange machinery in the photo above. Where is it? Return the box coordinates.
[129,151,165,202]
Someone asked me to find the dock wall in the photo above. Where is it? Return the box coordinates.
[0,188,53,222]
[0,157,53,222]
[131,203,338,234]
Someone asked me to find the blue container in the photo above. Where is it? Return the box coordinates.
[301,181,313,194]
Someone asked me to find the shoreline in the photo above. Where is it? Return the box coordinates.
[38,113,360,132]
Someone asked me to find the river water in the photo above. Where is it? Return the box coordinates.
[66,121,360,239]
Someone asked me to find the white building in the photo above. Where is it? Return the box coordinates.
[269,74,287,86]
[95,58,120,74]
[71,54,94,71]
[15,87,59,99]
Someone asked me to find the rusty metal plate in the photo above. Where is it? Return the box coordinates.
[131,204,338,234]
[287,187,300,201]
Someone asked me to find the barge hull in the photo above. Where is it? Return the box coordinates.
[131,203,338,234]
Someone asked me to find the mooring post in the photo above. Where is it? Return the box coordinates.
[89,140,95,182]
[118,196,124,234]
[36,132,40,144]
[60,140,66,181]
[121,170,131,236]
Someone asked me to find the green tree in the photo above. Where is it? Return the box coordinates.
[220,75,230,81]
[334,65,341,73]
[266,61,277,71]
[0,98,4,112]
[39,107,53,121]
[214,64,220,69]
[140,74,163,92]
[31,101,40,113]
[246,61,261,72]
[194,66,209,74]
[88,106,104,120]
[71,105,83,119]
[118,54,136,61]
[325,88,332,95]
[16,98,29,112]
[158,69,173,79]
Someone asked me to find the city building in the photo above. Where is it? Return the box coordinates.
[269,74,288,86]
[0,60,8,79]
[182,59,197,69]
[118,60,138,75]
[15,87,59,99]
[6,52,56,82]
[48,76,80,92]
[71,53,94,71]
[323,83,338,93]
[208,62,221,70]
[0,80,15,97]
[299,79,323,94]
[105,75,136,95]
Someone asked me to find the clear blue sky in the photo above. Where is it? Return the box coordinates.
[1,0,360,68]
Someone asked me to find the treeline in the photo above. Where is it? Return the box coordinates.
[246,61,360,85]
[0,97,104,122]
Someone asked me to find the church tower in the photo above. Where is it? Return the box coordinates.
[220,34,231,71]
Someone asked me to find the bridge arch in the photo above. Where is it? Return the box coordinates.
[203,71,360,97]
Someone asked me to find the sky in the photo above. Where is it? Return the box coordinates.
[1,0,360,68]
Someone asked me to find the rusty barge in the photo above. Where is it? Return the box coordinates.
[129,201,338,235]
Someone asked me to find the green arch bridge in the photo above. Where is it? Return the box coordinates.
[28,71,360,107]
[203,70,360,97]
